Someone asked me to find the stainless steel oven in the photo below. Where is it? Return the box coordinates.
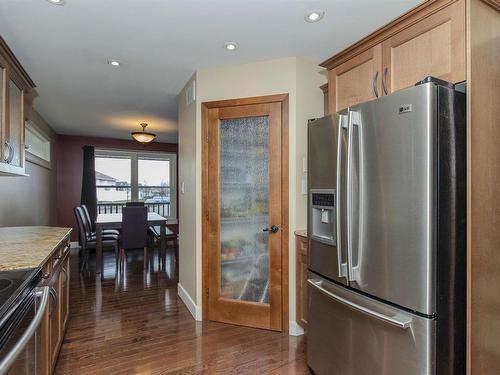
[0,286,49,375]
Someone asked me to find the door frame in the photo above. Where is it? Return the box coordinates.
[201,93,289,332]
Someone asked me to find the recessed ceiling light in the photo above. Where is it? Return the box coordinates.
[305,10,325,23]
[108,60,121,67]
[224,42,238,51]
[46,0,65,5]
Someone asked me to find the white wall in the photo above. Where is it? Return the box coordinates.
[178,73,199,303]
[177,57,325,329]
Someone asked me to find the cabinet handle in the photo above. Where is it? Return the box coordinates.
[372,71,379,98]
[3,141,14,164]
[54,254,62,260]
[63,243,71,256]
[382,67,388,95]
[62,268,68,284]
[49,287,58,316]
[41,272,50,279]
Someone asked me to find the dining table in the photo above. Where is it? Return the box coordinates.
[95,212,168,274]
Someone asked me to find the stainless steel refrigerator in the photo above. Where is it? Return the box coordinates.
[306,78,466,375]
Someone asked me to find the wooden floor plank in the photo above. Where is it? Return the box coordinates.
[54,247,307,374]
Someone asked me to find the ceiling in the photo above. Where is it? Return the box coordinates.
[0,0,421,143]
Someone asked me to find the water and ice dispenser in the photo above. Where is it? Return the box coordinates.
[310,189,336,246]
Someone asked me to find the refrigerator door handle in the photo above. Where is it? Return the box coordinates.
[336,114,348,278]
[346,111,362,283]
[307,279,412,329]
[346,112,355,282]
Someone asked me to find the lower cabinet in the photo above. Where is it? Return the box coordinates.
[49,270,61,370]
[295,233,309,330]
[40,239,71,374]
[61,255,70,331]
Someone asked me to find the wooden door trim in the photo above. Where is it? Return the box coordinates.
[201,93,289,332]
[203,93,289,109]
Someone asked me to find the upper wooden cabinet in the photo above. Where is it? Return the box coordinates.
[328,44,382,112]
[321,0,466,112]
[320,83,329,115]
[0,36,36,176]
[381,0,466,94]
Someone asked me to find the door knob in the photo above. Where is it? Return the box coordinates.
[263,225,279,233]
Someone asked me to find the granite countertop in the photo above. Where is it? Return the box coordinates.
[294,229,307,238]
[0,226,72,271]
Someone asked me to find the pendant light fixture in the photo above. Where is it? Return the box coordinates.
[131,123,157,144]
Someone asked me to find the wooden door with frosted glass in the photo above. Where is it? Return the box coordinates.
[204,99,284,331]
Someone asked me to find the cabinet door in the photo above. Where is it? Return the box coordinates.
[296,236,309,329]
[49,271,62,370]
[328,44,382,112]
[7,78,24,168]
[382,0,465,94]
[61,255,70,330]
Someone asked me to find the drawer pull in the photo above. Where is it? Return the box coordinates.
[41,272,50,279]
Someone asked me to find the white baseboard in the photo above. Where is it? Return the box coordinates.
[177,283,202,321]
[289,321,305,336]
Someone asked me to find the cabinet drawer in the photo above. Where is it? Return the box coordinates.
[40,238,70,283]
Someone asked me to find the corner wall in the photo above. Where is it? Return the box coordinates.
[177,57,325,329]
[0,107,58,227]
[177,73,199,306]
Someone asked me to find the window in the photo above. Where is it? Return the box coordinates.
[25,120,51,168]
[95,149,177,221]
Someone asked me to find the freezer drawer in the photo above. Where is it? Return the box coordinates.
[307,273,435,375]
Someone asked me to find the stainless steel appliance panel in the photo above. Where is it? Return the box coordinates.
[308,113,348,284]
[0,287,49,375]
[347,84,437,314]
[307,273,435,375]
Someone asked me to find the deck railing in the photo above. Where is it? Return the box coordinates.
[97,202,170,217]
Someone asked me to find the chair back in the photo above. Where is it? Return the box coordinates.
[126,201,145,207]
[74,206,90,247]
[81,204,93,231]
[121,206,148,250]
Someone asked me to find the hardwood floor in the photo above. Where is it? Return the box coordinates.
[54,247,308,374]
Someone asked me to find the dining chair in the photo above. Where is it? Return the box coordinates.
[81,204,120,236]
[148,225,178,271]
[125,201,145,207]
[74,206,119,273]
[120,206,149,271]
[148,225,178,248]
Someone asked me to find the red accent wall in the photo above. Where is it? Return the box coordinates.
[56,135,178,241]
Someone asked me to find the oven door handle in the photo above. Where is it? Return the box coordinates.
[0,286,50,375]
